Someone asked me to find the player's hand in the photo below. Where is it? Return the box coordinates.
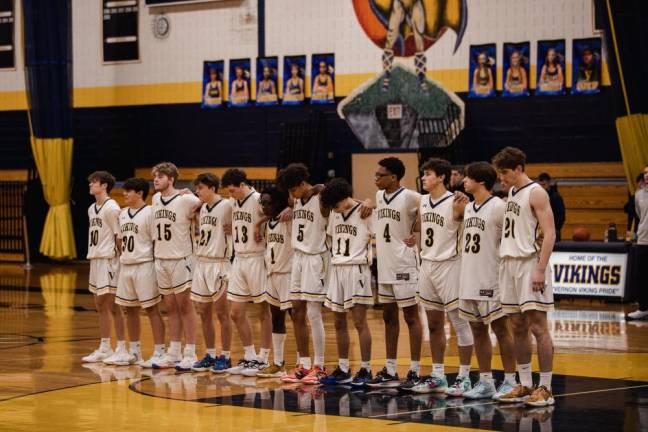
[532,267,546,292]
[223,223,232,235]
[453,191,469,206]
[278,207,293,222]
[360,199,375,219]
[254,225,263,243]
[178,188,193,196]
[404,234,416,247]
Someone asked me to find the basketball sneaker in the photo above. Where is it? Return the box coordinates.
[152,351,182,369]
[82,348,113,363]
[281,364,310,383]
[463,380,496,399]
[446,375,472,397]
[225,359,250,375]
[399,370,421,391]
[365,367,401,388]
[524,386,555,407]
[175,350,198,372]
[211,355,231,374]
[320,366,352,385]
[492,379,516,401]
[257,362,286,378]
[300,365,327,385]
[410,374,448,394]
[241,359,269,377]
[497,384,533,403]
[351,368,373,387]
[112,350,141,366]
[627,309,648,320]
[191,354,217,372]
[139,350,165,368]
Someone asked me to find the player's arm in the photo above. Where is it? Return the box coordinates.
[452,191,469,221]
[354,197,375,219]
[254,212,269,243]
[404,192,421,247]
[530,187,556,292]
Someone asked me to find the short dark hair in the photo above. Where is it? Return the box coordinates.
[88,171,116,193]
[465,162,497,191]
[193,172,220,191]
[378,157,406,180]
[538,172,551,182]
[122,177,149,200]
[492,147,526,171]
[277,163,309,190]
[451,165,465,175]
[320,178,353,209]
[260,186,289,217]
[637,173,645,183]
[420,158,452,186]
[221,169,248,187]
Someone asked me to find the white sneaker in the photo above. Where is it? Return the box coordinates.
[104,348,130,365]
[493,379,516,401]
[463,380,496,399]
[241,359,269,377]
[175,353,199,372]
[226,359,250,375]
[139,351,165,368]
[113,350,141,366]
[627,309,648,320]
[152,351,182,369]
[82,348,113,363]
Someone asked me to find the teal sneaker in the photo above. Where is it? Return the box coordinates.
[463,379,496,399]
[446,375,472,397]
[410,374,448,394]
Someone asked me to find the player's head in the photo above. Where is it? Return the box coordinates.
[260,186,288,219]
[320,178,353,213]
[492,146,526,188]
[277,163,310,199]
[122,177,149,207]
[221,168,249,200]
[464,162,497,194]
[537,172,552,191]
[88,171,116,196]
[152,162,179,192]
[420,158,451,192]
[375,157,405,190]
[193,172,220,203]
[450,165,465,188]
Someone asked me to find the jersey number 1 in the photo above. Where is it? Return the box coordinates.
[336,238,350,256]
[504,218,516,239]
[156,223,172,241]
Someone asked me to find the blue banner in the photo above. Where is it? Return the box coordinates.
[537,39,566,96]
[228,58,251,107]
[572,38,602,95]
[283,55,306,106]
[201,60,224,109]
[502,42,530,97]
[468,44,496,98]
[311,53,335,104]
[256,56,279,106]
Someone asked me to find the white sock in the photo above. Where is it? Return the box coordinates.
[272,333,286,365]
[154,344,165,355]
[243,345,256,361]
[307,302,325,366]
[386,359,397,376]
[539,371,553,390]
[206,348,216,358]
[480,372,493,383]
[410,360,421,374]
[505,372,516,384]
[295,351,300,366]
[361,361,371,371]
[100,338,111,351]
[116,340,126,351]
[259,348,271,364]
[300,357,312,370]
[518,363,533,387]
[169,341,181,354]
[184,344,196,356]
[459,364,471,378]
[432,363,444,376]
[339,358,350,373]
[129,341,141,353]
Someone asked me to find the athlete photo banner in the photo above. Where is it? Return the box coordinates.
[572,37,602,95]
[502,42,530,97]
[256,56,278,106]
[311,53,335,104]
[468,44,496,98]
[282,55,306,106]
[201,60,224,109]
[536,39,566,96]
[228,58,251,107]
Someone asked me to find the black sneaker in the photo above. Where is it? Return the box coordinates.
[351,367,373,386]
[365,367,401,388]
[399,369,421,391]
[320,366,352,385]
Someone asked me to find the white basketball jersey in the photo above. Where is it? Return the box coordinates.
[118,206,154,264]
[374,188,420,283]
[501,182,542,258]
[460,196,505,300]
[419,191,461,262]
[231,191,265,255]
[292,193,328,254]
[87,199,121,259]
[327,204,373,265]
[151,192,201,259]
[266,219,293,274]
[196,199,232,260]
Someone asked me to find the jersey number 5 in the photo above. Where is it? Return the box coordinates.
[156,223,172,241]
[297,224,305,242]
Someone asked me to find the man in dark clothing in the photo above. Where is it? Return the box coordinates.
[538,172,566,241]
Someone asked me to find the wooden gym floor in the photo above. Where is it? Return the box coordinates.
[1,263,647,431]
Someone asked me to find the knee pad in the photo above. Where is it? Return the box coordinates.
[448,309,474,347]
[306,302,323,325]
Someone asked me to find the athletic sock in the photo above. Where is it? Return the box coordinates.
[243,345,256,361]
[300,357,312,370]
[184,344,196,357]
[339,358,350,373]
[100,338,111,351]
[432,363,445,377]
[307,302,325,366]
[504,372,516,384]
[272,333,286,365]
[259,348,271,364]
[458,364,471,378]
[206,348,216,358]
[410,360,421,374]
[154,344,165,355]
[129,341,141,354]
[360,361,371,372]
[116,340,126,351]
[480,372,493,383]
[386,359,397,376]
[169,341,182,355]
[221,350,231,360]
[539,371,553,390]
[518,363,533,387]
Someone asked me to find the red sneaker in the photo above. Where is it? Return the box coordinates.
[300,365,327,385]
[281,364,310,383]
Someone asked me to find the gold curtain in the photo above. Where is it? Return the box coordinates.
[616,114,648,194]
[30,137,77,259]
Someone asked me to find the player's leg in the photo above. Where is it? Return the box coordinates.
[351,304,372,373]
[462,318,496,399]
[212,283,232,372]
[172,289,198,370]
[401,303,422,385]
[256,300,273,365]
[445,308,474,396]
[490,314,518,400]
[410,308,448,393]
[383,301,400,375]
[258,304,287,377]
[330,311,352,384]
[141,303,166,367]
[119,306,141,365]
[96,293,126,365]
[155,293,183,368]
[191,300,216,371]
[289,300,311,368]
[524,310,555,407]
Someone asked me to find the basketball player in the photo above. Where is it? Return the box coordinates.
[410,158,475,395]
[150,162,201,370]
[189,173,233,373]
[319,178,374,386]
[82,171,126,363]
[221,169,272,376]
[455,163,518,400]
[114,178,166,366]
[492,147,556,407]
[366,157,423,389]
[257,186,294,378]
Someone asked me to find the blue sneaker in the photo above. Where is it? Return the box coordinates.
[320,366,352,385]
[351,367,373,386]
[211,355,232,374]
[192,353,217,372]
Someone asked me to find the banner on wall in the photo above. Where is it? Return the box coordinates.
[0,0,15,69]
[468,44,496,98]
[550,251,628,298]
[536,39,566,96]
[283,55,306,106]
[572,38,602,95]
[201,60,224,109]
[502,42,530,97]
[311,53,335,104]
[102,0,139,63]
[256,57,279,106]
[229,58,251,107]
